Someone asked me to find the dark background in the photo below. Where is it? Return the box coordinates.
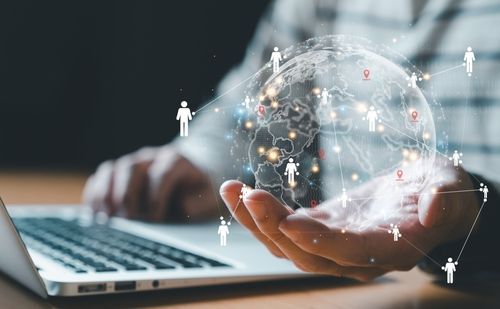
[0,0,270,169]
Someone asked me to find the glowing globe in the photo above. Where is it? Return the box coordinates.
[236,35,437,209]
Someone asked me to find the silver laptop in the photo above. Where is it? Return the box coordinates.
[0,198,308,297]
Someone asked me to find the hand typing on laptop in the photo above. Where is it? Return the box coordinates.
[83,146,218,221]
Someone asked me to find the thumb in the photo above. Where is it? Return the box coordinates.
[417,187,463,228]
[219,180,244,214]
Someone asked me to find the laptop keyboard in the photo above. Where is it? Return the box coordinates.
[13,217,230,274]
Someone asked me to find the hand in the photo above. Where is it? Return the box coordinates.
[83,146,218,221]
[219,162,479,281]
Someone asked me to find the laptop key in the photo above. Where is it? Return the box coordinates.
[95,267,118,272]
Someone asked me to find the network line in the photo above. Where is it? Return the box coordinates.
[194,71,261,114]
[330,113,346,190]
[459,77,472,152]
[428,64,464,78]
[228,198,242,224]
[456,200,487,262]
[401,235,442,268]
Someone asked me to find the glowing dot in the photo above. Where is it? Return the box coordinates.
[312,87,321,95]
[330,111,337,119]
[288,131,297,139]
[423,73,431,80]
[266,87,277,97]
[311,165,320,173]
[356,102,368,113]
[267,147,280,162]
[214,108,219,112]
[392,38,397,43]
[377,124,385,132]
[257,147,266,155]
[431,187,438,194]
[275,76,284,84]
[402,161,409,167]
[294,106,300,111]
[245,121,254,129]
[259,95,265,102]
[290,181,297,188]
[341,229,346,234]
[333,145,341,153]
[423,132,430,140]
[409,152,419,161]
[351,173,359,181]
[271,101,279,108]
[402,149,409,157]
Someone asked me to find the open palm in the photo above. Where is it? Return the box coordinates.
[220,162,479,281]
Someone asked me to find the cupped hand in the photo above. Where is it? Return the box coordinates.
[83,146,218,221]
[220,162,479,281]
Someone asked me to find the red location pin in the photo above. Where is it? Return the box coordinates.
[258,105,265,117]
[363,69,370,79]
[396,169,404,181]
[411,111,418,121]
[318,148,326,160]
[310,200,318,208]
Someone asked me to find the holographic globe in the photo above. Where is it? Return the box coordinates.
[235,35,438,209]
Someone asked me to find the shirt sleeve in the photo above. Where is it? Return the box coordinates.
[173,0,314,187]
[418,173,500,275]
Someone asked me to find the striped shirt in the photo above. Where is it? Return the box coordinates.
[174,0,500,273]
[176,0,500,192]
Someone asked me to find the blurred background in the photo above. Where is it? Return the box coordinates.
[0,0,270,170]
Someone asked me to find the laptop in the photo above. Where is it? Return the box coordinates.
[0,198,308,298]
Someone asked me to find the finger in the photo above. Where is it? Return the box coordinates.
[82,160,116,215]
[112,156,151,219]
[147,149,196,221]
[219,180,286,258]
[243,190,389,279]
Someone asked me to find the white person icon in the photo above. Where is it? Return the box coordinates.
[388,224,402,242]
[480,183,489,202]
[337,188,351,208]
[239,184,252,199]
[442,257,458,284]
[449,150,463,167]
[284,158,300,185]
[364,105,379,132]
[218,216,231,247]
[270,47,283,73]
[176,101,194,137]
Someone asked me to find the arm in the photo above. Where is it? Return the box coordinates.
[176,110,181,120]
[187,109,193,121]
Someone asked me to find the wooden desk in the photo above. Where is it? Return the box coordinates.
[0,171,499,309]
